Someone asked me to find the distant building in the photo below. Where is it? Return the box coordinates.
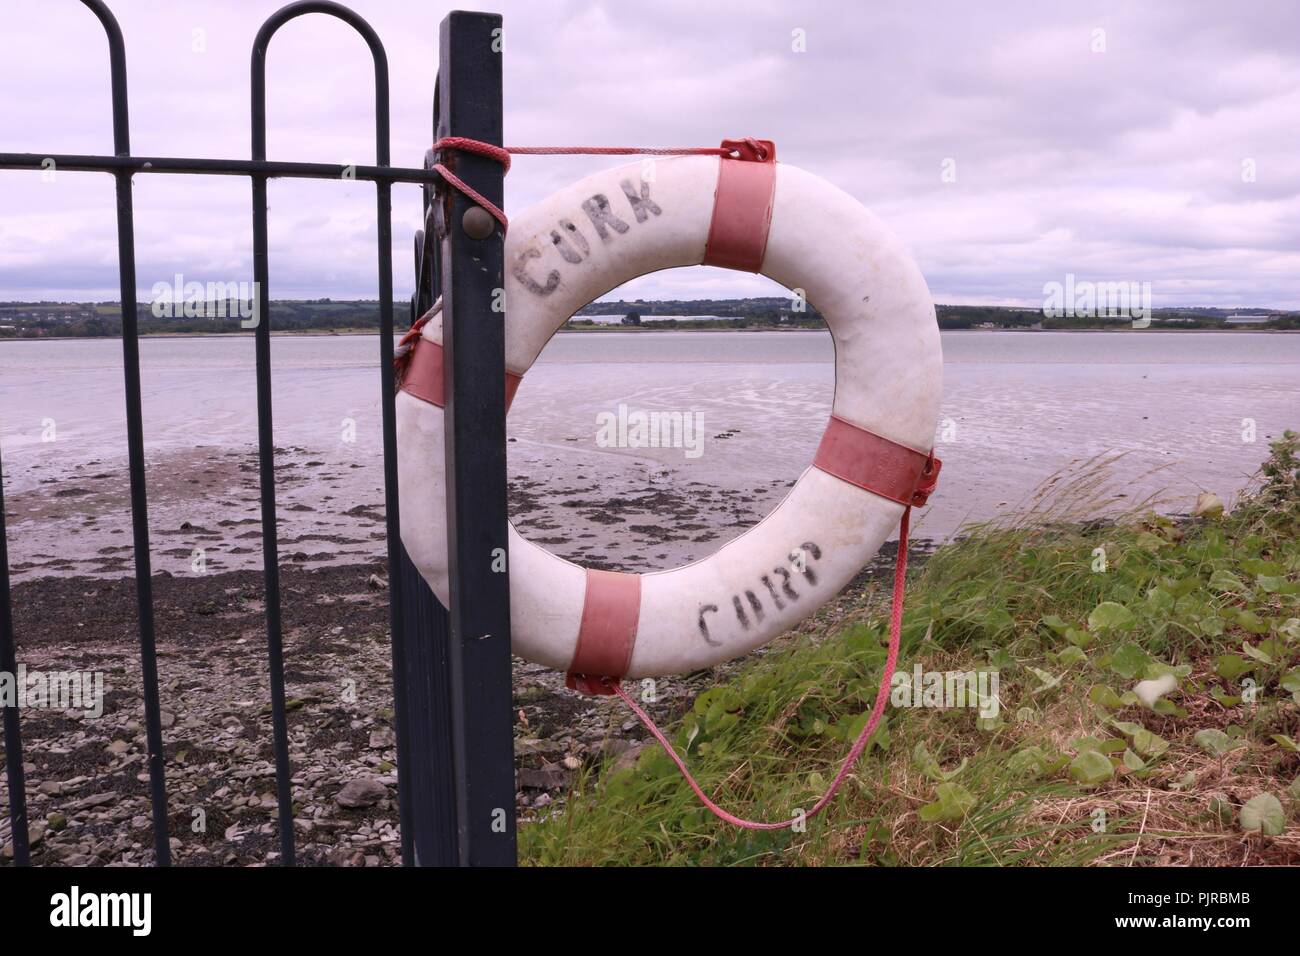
[1225,314,1273,325]
[584,314,728,324]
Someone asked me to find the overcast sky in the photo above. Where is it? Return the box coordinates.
[1,0,1297,308]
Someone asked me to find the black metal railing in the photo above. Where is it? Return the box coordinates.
[0,0,517,867]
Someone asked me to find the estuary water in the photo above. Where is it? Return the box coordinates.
[1,330,1297,578]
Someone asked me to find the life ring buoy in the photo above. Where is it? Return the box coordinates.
[397,141,942,692]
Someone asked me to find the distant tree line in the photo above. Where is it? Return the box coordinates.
[0,300,407,338]
[2,297,1296,338]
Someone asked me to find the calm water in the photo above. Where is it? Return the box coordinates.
[1,330,1298,573]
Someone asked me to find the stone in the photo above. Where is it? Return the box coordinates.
[336,777,388,809]
[517,765,572,790]
[68,791,116,811]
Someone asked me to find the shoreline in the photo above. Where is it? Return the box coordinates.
[2,326,1298,342]
[0,441,819,582]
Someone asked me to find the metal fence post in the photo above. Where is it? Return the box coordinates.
[436,9,518,866]
[0,446,30,866]
[84,0,173,866]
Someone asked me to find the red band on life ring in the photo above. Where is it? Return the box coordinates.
[566,569,641,696]
[702,138,777,273]
[400,338,522,410]
[813,415,941,507]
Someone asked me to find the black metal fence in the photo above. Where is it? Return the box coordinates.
[0,0,517,867]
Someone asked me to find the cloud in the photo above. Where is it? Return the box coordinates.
[1,0,1297,307]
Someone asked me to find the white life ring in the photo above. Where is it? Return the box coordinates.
[397,143,942,687]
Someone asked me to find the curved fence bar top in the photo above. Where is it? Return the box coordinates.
[246,0,400,868]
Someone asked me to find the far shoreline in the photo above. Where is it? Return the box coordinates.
[2,325,1298,342]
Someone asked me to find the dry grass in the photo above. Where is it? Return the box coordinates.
[522,433,1300,866]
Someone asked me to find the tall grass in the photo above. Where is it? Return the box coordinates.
[523,432,1300,866]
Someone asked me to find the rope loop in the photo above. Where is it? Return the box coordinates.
[613,505,915,830]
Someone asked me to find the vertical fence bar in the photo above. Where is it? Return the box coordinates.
[437,10,518,866]
[83,0,172,866]
[249,7,306,867]
[377,171,417,869]
[245,160,295,865]
[366,52,418,872]
[0,446,30,866]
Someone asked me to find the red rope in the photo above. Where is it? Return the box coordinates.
[613,506,912,830]
[507,144,730,159]
[429,138,737,235]
[428,162,510,233]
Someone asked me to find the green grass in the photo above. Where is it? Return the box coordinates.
[522,432,1300,866]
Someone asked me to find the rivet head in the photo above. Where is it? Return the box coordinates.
[462,206,496,240]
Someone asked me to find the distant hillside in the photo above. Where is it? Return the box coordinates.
[0,299,405,338]
[574,298,1300,331]
[0,298,1296,338]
